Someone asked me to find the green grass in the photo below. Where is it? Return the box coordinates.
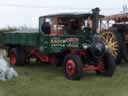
[0,63,128,96]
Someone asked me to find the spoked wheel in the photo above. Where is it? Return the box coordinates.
[101,31,123,64]
[96,52,116,77]
[102,32,118,57]
[64,55,83,80]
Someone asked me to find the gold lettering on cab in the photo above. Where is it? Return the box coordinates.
[50,37,79,48]
[50,38,79,44]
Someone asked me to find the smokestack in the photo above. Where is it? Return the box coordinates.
[92,8,100,34]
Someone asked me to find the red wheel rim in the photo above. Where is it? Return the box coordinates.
[10,52,16,65]
[66,59,76,76]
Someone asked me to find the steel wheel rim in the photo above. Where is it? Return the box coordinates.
[10,52,16,64]
[102,32,118,57]
[66,59,76,76]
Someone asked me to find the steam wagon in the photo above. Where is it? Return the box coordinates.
[0,8,116,80]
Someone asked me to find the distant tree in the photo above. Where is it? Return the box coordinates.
[0,27,17,33]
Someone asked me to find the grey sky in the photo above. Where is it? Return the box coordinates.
[0,0,127,28]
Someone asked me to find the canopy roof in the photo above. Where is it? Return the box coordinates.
[104,12,128,22]
[40,12,104,19]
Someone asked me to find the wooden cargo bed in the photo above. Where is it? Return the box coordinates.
[0,31,40,46]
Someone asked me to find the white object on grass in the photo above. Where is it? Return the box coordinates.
[0,50,18,81]
[5,67,18,80]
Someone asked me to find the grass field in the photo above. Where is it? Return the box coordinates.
[0,62,128,96]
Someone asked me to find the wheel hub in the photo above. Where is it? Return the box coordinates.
[68,65,72,70]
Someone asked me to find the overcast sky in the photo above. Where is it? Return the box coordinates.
[0,0,128,28]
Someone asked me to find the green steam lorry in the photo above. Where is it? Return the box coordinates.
[0,8,115,80]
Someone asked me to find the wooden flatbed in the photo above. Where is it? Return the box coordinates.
[0,30,39,46]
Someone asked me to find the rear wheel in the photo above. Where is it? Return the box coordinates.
[64,55,83,80]
[10,48,25,66]
[10,50,16,65]
[96,52,116,77]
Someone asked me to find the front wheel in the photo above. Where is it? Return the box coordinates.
[64,55,83,80]
[96,52,116,77]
